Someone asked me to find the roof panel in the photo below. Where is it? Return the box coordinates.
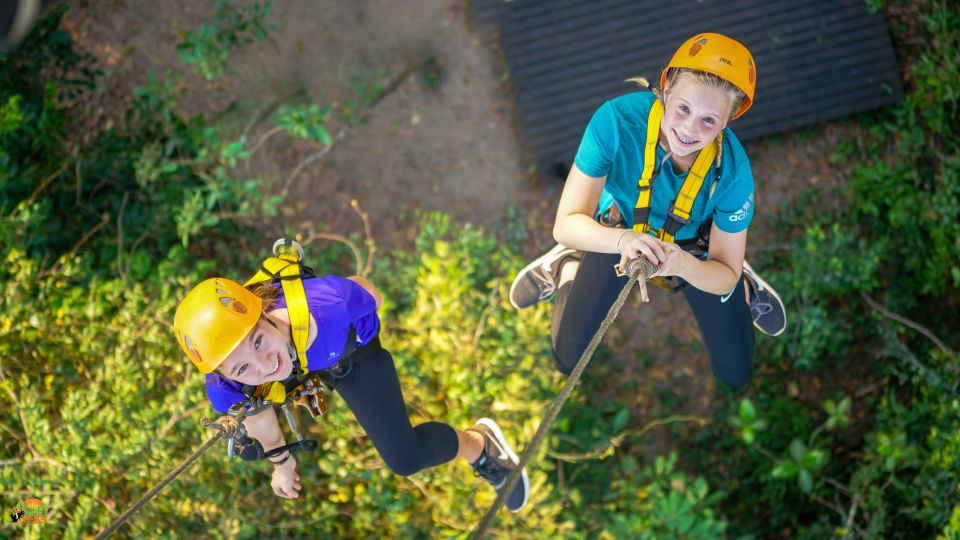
[472,0,903,178]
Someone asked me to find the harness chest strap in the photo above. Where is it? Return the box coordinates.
[244,254,313,403]
[632,98,721,243]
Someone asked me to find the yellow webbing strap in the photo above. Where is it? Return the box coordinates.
[632,99,664,234]
[244,252,312,402]
[657,135,720,244]
[259,381,288,403]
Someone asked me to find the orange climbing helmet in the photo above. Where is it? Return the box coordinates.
[660,32,757,120]
[173,277,262,374]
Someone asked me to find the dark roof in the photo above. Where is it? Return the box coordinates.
[472,0,903,179]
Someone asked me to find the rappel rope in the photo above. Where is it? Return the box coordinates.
[470,257,657,539]
[95,257,655,539]
[95,407,253,539]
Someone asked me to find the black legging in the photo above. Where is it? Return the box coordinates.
[332,344,459,476]
[551,251,755,389]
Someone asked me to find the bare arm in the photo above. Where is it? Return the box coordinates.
[553,164,621,252]
[244,408,301,499]
[347,275,383,308]
[555,164,668,266]
[243,407,287,454]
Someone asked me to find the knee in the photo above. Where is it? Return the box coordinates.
[380,453,426,477]
[716,368,752,390]
[711,355,754,390]
[551,346,576,376]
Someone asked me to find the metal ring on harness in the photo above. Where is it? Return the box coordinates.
[225,399,321,461]
[272,238,305,261]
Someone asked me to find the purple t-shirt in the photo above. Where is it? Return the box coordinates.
[204,275,380,412]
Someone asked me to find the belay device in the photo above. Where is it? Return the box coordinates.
[223,239,329,462]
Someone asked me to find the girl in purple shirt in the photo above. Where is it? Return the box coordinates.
[174,274,529,512]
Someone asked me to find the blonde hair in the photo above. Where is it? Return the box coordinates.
[247,282,280,312]
[627,68,746,121]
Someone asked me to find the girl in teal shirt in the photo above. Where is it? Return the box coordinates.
[510,33,786,389]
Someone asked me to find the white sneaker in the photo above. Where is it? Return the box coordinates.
[508,244,580,310]
[743,261,787,337]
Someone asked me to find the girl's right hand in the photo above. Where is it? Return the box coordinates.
[270,456,301,499]
[617,230,668,270]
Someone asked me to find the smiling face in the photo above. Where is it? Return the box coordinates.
[659,73,733,159]
[217,315,295,385]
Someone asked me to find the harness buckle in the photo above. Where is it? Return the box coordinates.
[661,201,692,237]
[633,208,651,229]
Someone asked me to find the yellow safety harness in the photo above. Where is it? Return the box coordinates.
[240,240,327,415]
[632,98,723,243]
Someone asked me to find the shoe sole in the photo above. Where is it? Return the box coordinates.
[508,244,575,310]
[743,260,787,337]
[477,417,530,512]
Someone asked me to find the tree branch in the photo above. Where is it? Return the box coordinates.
[9,162,69,217]
[349,199,376,277]
[116,191,130,281]
[861,292,955,357]
[38,212,110,279]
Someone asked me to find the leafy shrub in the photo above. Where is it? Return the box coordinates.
[176,0,275,80]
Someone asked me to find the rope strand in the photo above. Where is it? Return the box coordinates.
[94,411,247,539]
[471,257,656,538]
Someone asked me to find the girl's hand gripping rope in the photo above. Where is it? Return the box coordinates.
[616,230,668,271]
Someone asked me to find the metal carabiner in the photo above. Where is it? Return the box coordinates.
[272,238,305,262]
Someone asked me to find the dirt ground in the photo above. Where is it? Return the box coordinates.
[64,0,855,456]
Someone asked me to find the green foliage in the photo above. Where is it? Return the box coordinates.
[770,439,828,494]
[275,103,332,144]
[420,56,443,90]
[176,0,275,80]
[596,454,729,540]
[726,398,768,445]
[339,71,388,124]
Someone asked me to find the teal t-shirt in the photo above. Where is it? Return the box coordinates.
[574,92,754,241]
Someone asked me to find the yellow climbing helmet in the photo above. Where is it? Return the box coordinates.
[660,32,757,120]
[173,277,262,374]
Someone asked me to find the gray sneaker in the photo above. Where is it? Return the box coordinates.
[743,261,787,337]
[509,244,580,309]
[468,418,530,513]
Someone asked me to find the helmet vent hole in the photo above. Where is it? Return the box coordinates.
[219,297,233,307]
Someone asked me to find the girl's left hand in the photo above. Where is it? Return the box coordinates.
[270,457,301,499]
[651,243,692,278]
